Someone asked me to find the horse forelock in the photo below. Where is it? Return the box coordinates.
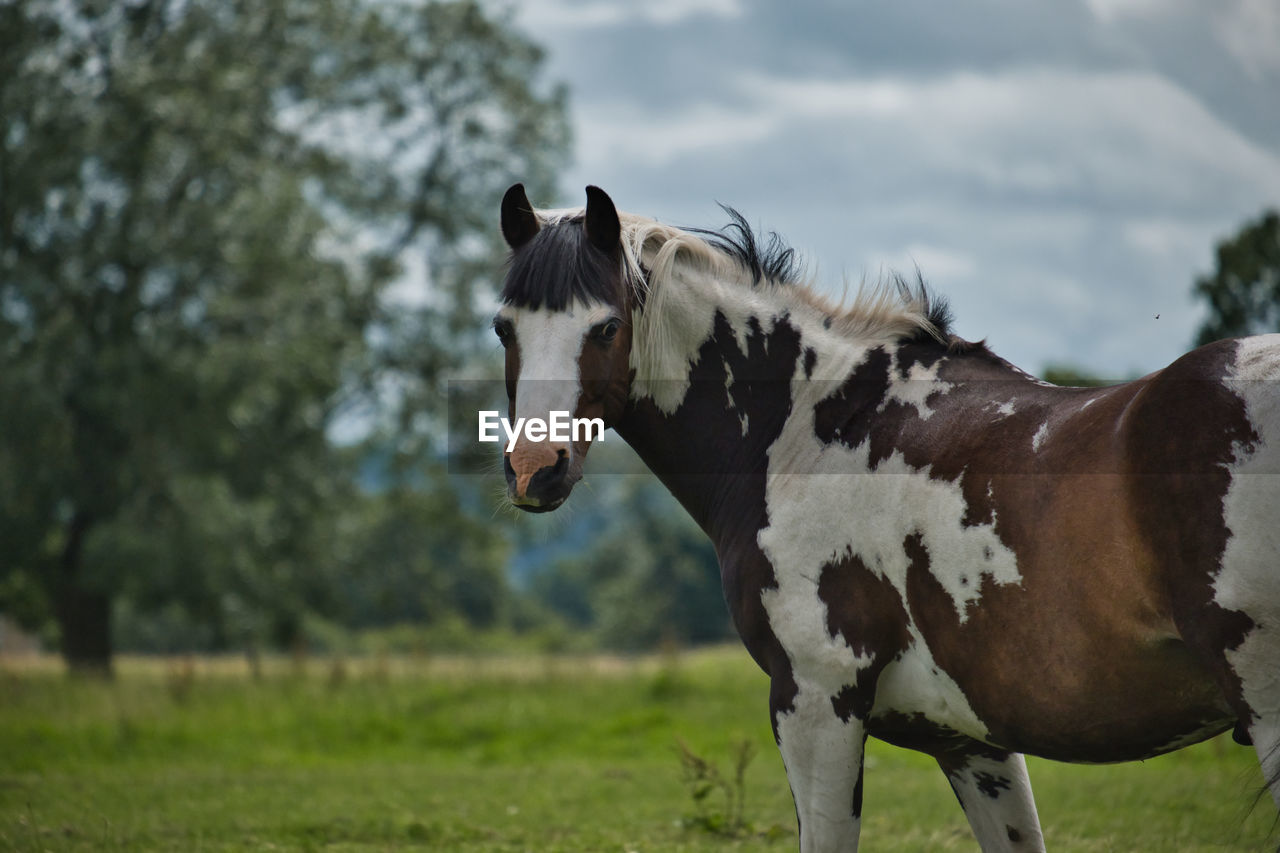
[501,214,628,311]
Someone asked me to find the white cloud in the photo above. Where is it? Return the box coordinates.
[1120,218,1214,260]
[868,244,978,283]
[1083,0,1187,24]
[1214,0,1280,79]
[574,103,780,170]
[1081,0,1280,81]
[743,69,1280,200]
[561,65,1279,372]
[571,68,1280,210]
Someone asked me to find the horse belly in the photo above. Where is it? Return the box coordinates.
[862,610,1233,762]
[961,636,1234,762]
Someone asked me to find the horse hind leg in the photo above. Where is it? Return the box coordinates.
[1248,716,1280,811]
[936,745,1046,852]
[1214,572,1280,811]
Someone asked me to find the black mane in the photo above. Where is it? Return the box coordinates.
[688,205,801,286]
[888,269,957,343]
[501,216,619,311]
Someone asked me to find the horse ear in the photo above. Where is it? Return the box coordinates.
[584,185,620,255]
[501,183,540,249]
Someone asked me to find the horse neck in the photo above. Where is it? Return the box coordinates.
[615,261,841,544]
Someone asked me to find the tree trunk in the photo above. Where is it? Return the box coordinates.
[53,511,113,677]
[56,586,114,676]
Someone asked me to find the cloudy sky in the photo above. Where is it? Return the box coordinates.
[503,0,1280,378]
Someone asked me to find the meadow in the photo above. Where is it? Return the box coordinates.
[0,647,1274,852]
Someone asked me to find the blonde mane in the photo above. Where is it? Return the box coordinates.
[533,206,949,389]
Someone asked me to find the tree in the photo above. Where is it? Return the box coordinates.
[0,0,568,672]
[530,476,735,651]
[329,472,511,633]
[1193,209,1280,345]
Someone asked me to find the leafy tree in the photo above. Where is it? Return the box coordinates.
[0,0,567,672]
[330,473,511,632]
[1194,209,1280,345]
[531,477,734,651]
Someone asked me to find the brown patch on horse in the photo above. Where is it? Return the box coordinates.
[1123,340,1260,719]
[576,315,633,430]
[817,550,912,723]
[869,709,979,755]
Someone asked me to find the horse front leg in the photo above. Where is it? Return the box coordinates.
[936,746,1045,852]
[773,676,867,852]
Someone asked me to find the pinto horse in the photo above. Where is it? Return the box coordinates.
[492,183,1280,851]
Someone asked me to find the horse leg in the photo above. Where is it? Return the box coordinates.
[773,677,867,852]
[936,745,1045,852]
[1248,716,1280,809]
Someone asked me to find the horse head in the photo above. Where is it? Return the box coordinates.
[493,184,634,512]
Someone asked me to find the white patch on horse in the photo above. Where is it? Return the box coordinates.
[630,270,781,413]
[758,342,1022,744]
[1006,363,1057,387]
[501,300,614,433]
[871,630,990,737]
[1218,335,1280,737]
[989,401,1016,419]
[1032,421,1050,452]
[885,354,952,420]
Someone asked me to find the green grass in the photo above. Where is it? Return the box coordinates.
[0,649,1273,851]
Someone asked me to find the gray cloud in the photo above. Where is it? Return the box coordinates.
[504,0,1280,376]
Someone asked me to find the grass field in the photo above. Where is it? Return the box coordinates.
[0,647,1274,851]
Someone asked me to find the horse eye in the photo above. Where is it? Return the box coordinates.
[594,318,621,343]
[493,319,514,347]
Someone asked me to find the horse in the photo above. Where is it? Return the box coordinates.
[491,183,1280,851]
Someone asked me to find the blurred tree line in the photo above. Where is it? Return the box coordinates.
[0,0,731,673]
[1,0,1275,673]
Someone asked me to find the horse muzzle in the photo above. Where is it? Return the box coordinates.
[504,444,578,512]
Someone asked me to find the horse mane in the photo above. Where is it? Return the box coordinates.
[509,206,962,353]
[617,209,955,348]
[686,206,803,287]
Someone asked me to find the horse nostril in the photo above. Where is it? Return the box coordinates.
[528,451,570,498]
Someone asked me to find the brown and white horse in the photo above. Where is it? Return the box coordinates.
[492,183,1280,851]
